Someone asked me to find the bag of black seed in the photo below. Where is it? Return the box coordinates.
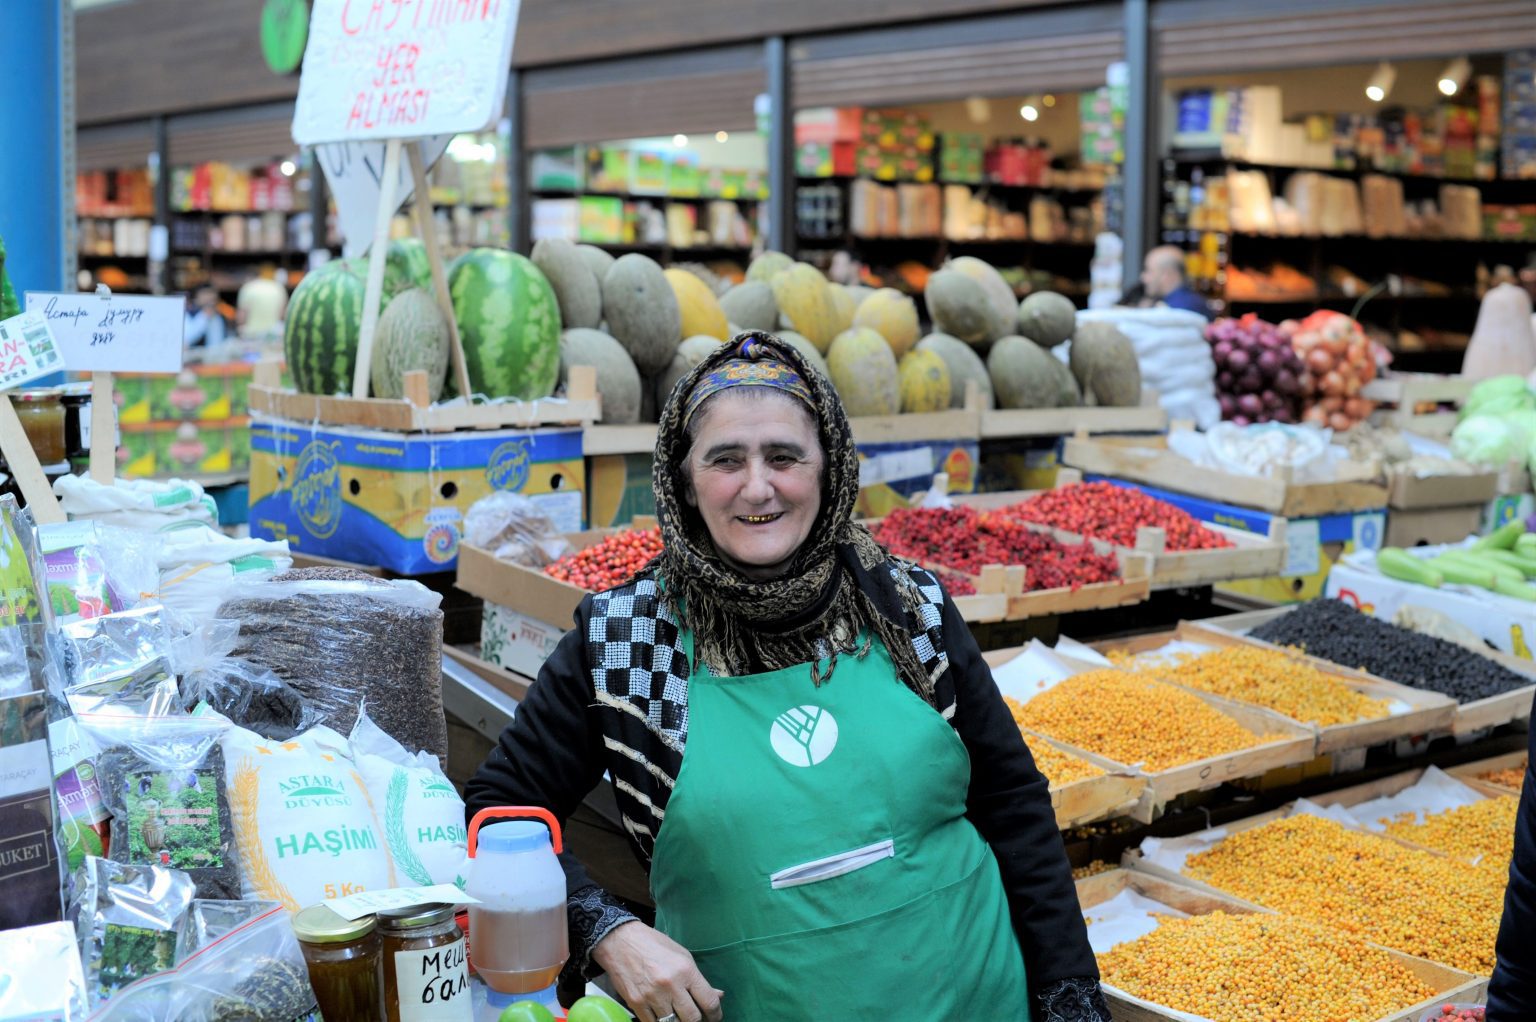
[218,569,447,764]
[77,712,244,900]
[77,893,317,1021]
[70,855,194,1008]
[167,616,318,741]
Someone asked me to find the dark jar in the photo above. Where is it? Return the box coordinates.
[293,902,383,1021]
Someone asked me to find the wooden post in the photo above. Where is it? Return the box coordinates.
[0,396,65,524]
[351,138,402,400]
[89,371,116,484]
[407,141,473,401]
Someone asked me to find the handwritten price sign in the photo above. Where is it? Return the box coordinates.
[318,134,451,257]
[292,0,521,146]
[24,292,186,374]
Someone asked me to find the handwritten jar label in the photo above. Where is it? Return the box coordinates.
[394,942,472,1021]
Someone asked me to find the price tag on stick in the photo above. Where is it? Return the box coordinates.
[0,311,68,523]
[25,290,186,374]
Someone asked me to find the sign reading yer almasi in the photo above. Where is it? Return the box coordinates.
[292,0,521,145]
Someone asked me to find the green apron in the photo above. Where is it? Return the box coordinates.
[648,629,1031,1020]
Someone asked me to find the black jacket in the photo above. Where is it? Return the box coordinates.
[1487,702,1536,1019]
[464,571,1104,1018]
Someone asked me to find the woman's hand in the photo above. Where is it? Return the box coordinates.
[590,920,724,1022]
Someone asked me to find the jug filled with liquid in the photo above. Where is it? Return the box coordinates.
[465,807,570,1001]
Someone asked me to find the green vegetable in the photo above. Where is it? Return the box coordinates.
[1426,556,1502,590]
[1376,548,1443,587]
[1478,549,1536,578]
[567,996,631,1022]
[1493,576,1536,602]
[498,1003,557,1022]
[1518,533,1536,557]
[1475,521,1525,551]
[1433,550,1525,584]
[1462,375,1534,419]
[1452,414,1525,467]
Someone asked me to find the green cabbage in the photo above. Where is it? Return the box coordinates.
[1452,414,1524,467]
[1463,375,1535,420]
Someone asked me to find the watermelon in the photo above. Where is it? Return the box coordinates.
[448,248,562,400]
[387,238,433,292]
[284,258,369,395]
[372,289,451,400]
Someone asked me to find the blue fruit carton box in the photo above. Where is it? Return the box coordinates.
[249,417,585,575]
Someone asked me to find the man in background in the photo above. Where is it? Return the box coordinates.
[236,264,288,341]
[1137,245,1211,319]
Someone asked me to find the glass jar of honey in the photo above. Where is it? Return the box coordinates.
[293,903,383,1021]
[10,389,66,466]
[379,903,473,1022]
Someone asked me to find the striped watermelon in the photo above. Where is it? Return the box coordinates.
[447,248,562,399]
[284,255,421,396]
[387,238,432,291]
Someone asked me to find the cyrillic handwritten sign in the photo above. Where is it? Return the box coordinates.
[24,292,185,374]
[317,135,452,257]
[292,0,521,145]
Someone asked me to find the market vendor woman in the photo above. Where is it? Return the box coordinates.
[466,333,1109,1022]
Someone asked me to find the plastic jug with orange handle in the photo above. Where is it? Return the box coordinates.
[465,807,569,1014]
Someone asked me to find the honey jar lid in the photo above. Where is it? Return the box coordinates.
[12,389,61,402]
[376,902,458,930]
[292,903,377,944]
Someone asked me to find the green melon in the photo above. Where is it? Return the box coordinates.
[447,248,563,400]
[371,289,451,401]
[924,270,995,347]
[776,331,829,381]
[719,282,779,331]
[560,328,642,424]
[1017,291,1077,348]
[602,254,682,376]
[1070,322,1141,406]
[575,244,616,283]
[533,238,603,330]
[284,258,369,395]
[746,251,795,284]
[947,257,1016,342]
[826,328,899,417]
[989,335,1075,409]
[916,333,994,410]
[657,335,726,411]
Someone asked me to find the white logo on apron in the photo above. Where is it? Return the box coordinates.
[770,705,838,767]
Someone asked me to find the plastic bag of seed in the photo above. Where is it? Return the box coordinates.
[83,900,316,1021]
[167,616,318,741]
[70,856,194,1008]
[218,568,447,764]
[75,712,244,901]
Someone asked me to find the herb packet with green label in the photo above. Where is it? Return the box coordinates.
[70,855,194,1007]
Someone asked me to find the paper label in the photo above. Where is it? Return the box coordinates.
[1282,518,1322,577]
[858,448,935,488]
[0,311,64,389]
[393,942,472,1021]
[327,883,478,921]
[526,490,584,535]
[316,136,451,258]
[24,292,185,374]
[291,0,521,145]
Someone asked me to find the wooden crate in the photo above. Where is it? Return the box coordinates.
[968,552,1154,621]
[443,642,534,704]
[980,645,1316,816]
[1061,427,1389,517]
[952,475,1288,590]
[1079,868,1486,1022]
[1203,605,1536,736]
[1312,765,1518,821]
[978,395,1168,439]
[583,405,983,457]
[1445,751,1528,796]
[1022,730,1146,829]
[249,362,602,432]
[1362,372,1474,441]
[1092,621,1457,755]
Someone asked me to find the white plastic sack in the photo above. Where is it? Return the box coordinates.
[1076,307,1219,427]
[54,476,217,533]
[351,706,467,887]
[221,723,396,913]
[0,921,88,1020]
[154,524,291,620]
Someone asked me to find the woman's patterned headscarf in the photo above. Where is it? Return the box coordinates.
[652,331,935,701]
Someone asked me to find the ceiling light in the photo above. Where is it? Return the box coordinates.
[1365,61,1396,103]
[1019,103,1039,122]
[1438,56,1472,96]
[1042,94,1056,108]
[715,131,729,143]
[672,134,688,147]
[279,160,297,177]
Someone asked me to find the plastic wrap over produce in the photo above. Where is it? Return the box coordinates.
[1074,307,1220,427]
[218,570,447,762]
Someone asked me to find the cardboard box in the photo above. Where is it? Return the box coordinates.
[1384,505,1484,548]
[1388,470,1498,509]
[481,601,566,677]
[249,418,585,574]
[118,418,251,480]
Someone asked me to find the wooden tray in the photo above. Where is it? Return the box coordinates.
[980,646,1316,817]
[953,474,1288,590]
[1445,751,1527,796]
[250,362,601,432]
[979,395,1167,439]
[1203,605,1536,736]
[1092,621,1457,755]
[953,552,1154,622]
[1312,765,1517,821]
[583,405,983,457]
[1060,427,1389,517]
[1017,729,1146,829]
[1362,372,1474,441]
[1079,868,1486,1022]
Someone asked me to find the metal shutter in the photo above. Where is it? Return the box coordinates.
[77,120,157,173]
[167,102,300,167]
[524,45,766,149]
[791,4,1124,109]
[1155,0,1536,76]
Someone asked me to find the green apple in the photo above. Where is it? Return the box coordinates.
[566,995,631,1022]
[498,1002,556,1022]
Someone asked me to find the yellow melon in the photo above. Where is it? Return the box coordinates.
[898,349,951,413]
[826,327,899,417]
[771,263,841,353]
[663,269,729,341]
[853,288,920,357]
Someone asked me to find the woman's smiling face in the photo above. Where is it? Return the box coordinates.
[684,390,824,580]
